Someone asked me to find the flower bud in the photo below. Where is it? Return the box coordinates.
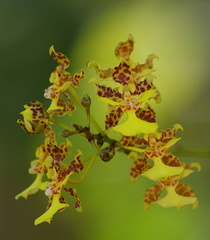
[60,129,76,137]
[99,146,115,162]
[60,129,71,138]
[81,93,91,109]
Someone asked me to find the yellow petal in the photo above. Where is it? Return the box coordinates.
[49,45,70,68]
[49,70,60,84]
[15,173,44,200]
[188,162,201,172]
[141,157,184,180]
[87,60,100,69]
[126,146,146,153]
[137,89,157,103]
[182,162,201,178]
[23,120,33,133]
[156,186,197,208]
[113,110,158,136]
[47,98,62,113]
[34,194,69,225]
[99,97,122,106]
[89,77,98,84]
[115,34,134,60]
[160,137,181,150]
[49,45,55,55]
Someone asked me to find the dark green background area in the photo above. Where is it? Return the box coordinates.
[1,0,210,239]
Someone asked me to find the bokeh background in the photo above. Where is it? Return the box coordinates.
[1,0,210,239]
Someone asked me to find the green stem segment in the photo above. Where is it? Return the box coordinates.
[50,118,74,131]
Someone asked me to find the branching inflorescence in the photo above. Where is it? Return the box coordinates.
[16,35,200,225]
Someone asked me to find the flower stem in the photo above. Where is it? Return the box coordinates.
[50,118,74,131]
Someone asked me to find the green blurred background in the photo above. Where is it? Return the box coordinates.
[1,0,210,239]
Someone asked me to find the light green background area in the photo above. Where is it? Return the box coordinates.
[1,0,210,239]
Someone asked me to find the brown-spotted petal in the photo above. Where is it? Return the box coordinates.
[144,185,163,210]
[115,34,134,60]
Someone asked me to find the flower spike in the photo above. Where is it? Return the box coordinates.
[16,35,201,225]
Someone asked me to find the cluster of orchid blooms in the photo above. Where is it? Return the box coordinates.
[16,35,200,225]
